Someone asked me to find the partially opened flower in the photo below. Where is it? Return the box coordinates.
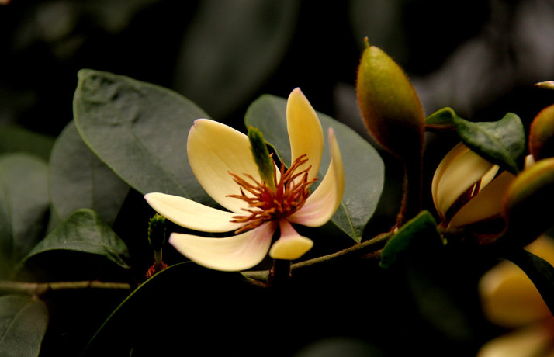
[145,88,345,272]
[478,236,554,357]
[431,142,514,228]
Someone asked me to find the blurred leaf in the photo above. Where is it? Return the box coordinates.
[0,296,48,357]
[245,95,385,242]
[49,121,130,226]
[380,211,444,269]
[20,209,130,272]
[73,69,214,206]
[0,153,49,278]
[0,124,55,161]
[174,0,298,118]
[505,248,554,318]
[453,113,525,174]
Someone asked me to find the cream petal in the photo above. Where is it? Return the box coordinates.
[448,172,515,228]
[187,119,261,213]
[286,88,324,182]
[477,325,552,357]
[288,128,345,227]
[480,237,554,327]
[431,143,495,219]
[269,220,313,260]
[145,192,242,233]
[169,221,277,272]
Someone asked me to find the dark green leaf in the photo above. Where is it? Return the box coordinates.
[0,296,48,357]
[453,113,525,174]
[173,0,298,118]
[49,121,130,226]
[0,124,55,162]
[380,211,444,269]
[73,69,214,206]
[0,154,49,277]
[20,209,130,271]
[244,95,385,242]
[505,248,554,317]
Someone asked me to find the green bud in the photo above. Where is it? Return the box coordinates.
[529,105,554,160]
[247,126,275,190]
[148,213,166,252]
[503,158,554,246]
[356,39,425,162]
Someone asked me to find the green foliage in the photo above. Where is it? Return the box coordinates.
[49,121,130,226]
[244,95,385,242]
[0,296,48,357]
[380,211,444,269]
[73,69,215,206]
[19,209,130,273]
[0,154,49,279]
[426,107,526,174]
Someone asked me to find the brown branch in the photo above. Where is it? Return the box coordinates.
[0,281,131,298]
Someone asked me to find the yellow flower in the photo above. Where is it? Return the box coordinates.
[144,88,345,271]
[431,143,514,228]
[478,237,554,357]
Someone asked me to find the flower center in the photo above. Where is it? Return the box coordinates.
[228,154,317,234]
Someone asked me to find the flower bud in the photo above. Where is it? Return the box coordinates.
[432,143,514,228]
[503,158,554,245]
[529,104,554,161]
[356,39,424,162]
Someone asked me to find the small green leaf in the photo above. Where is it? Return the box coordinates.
[20,209,130,271]
[424,107,458,130]
[49,121,130,226]
[380,211,444,269]
[0,296,48,357]
[0,154,49,278]
[73,69,214,206]
[0,124,55,161]
[504,248,554,317]
[244,95,385,242]
[453,113,525,174]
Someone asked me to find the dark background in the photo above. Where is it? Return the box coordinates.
[2,0,554,356]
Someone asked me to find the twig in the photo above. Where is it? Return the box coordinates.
[0,281,131,298]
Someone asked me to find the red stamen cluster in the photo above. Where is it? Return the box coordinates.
[228,154,317,234]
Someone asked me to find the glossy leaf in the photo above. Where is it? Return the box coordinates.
[20,209,130,271]
[0,154,49,278]
[73,69,214,206]
[245,95,385,242]
[0,296,48,357]
[380,211,444,269]
[453,113,525,174]
[49,121,130,226]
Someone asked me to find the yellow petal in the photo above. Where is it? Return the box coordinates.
[286,88,324,182]
[269,220,313,260]
[448,171,515,228]
[169,221,277,272]
[480,237,554,327]
[477,324,552,357]
[288,128,345,227]
[431,143,495,219]
[144,192,242,233]
[187,119,261,213]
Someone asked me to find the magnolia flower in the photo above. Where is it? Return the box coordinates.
[145,88,345,271]
[478,236,554,357]
[431,142,514,228]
